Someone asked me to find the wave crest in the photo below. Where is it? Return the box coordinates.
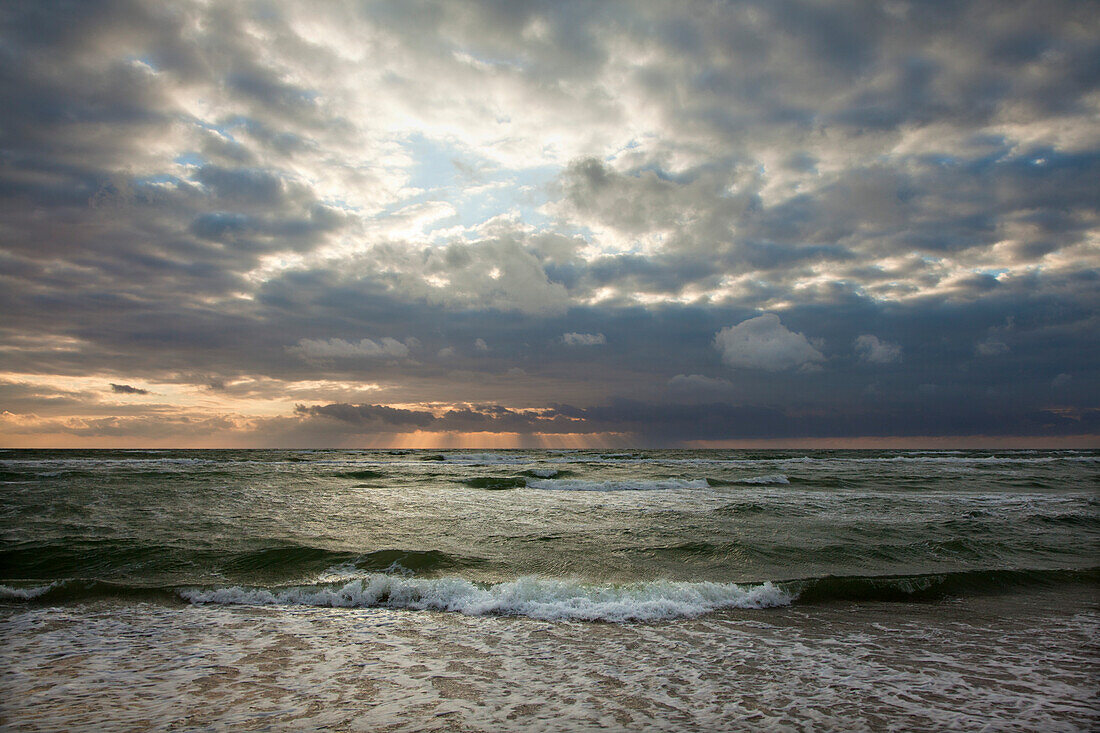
[180,575,791,621]
[0,583,57,600]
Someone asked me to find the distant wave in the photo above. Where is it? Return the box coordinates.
[333,469,385,479]
[737,473,790,484]
[786,567,1099,603]
[524,478,709,491]
[432,453,528,465]
[707,474,790,486]
[461,477,528,490]
[519,468,563,478]
[850,455,1099,464]
[223,546,480,575]
[0,542,481,581]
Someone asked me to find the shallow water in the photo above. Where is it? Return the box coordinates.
[2,588,1096,731]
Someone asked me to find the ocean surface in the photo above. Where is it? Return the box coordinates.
[1,448,1097,730]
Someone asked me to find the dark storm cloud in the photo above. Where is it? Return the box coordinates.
[0,0,1097,444]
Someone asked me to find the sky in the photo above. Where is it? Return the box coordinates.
[0,0,1097,448]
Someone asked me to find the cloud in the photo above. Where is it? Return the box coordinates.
[0,1,1096,446]
[295,402,589,435]
[295,403,436,429]
[667,374,737,401]
[562,332,606,346]
[854,335,902,364]
[286,397,1100,443]
[474,338,489,351]
[292,338,410,360]
[713,314,824,372]
[109,383,150,395]
[975,338,1010,356]
[975,319,1015,357]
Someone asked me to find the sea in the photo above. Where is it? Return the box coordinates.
[1,448,1097,731]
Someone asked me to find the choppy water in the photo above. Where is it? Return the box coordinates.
[2,448,1098,730]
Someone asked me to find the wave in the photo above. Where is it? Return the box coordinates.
[714,502,770,515]
[0,542,480,581]
[524,478,709,492]
[849,455,1098,465]
[1026,512,1099,528]
[350,548,483,573]
[431,453,529,465]
[0,579,179,603]
[519,468,566,478]
[784,567,1098,603]
[4,568,1094,620]
[461,477,528,490]
[218,546,479,576]
[0,582,58,600]
[707,474,790,486]
[645,541,747,558]
[333,469,385,480]
[180,576,791,621]
[737,473,790,484]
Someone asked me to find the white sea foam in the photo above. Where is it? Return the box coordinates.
[0,583,55,600]
[524,478,709,491]
[4,594,1096,731]
[853,455,1098,464]
[180,575,791,621]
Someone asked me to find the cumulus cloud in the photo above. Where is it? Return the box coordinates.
[563,332,606,346]
[406,237,571,316]
[474,338,489,351]
[713,314,824,372]
[854,335,903,364]
[292,338,410,360]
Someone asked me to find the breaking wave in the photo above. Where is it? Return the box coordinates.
[0,583,57,600]
[180,576,790,621]
[5,568,1094,621]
